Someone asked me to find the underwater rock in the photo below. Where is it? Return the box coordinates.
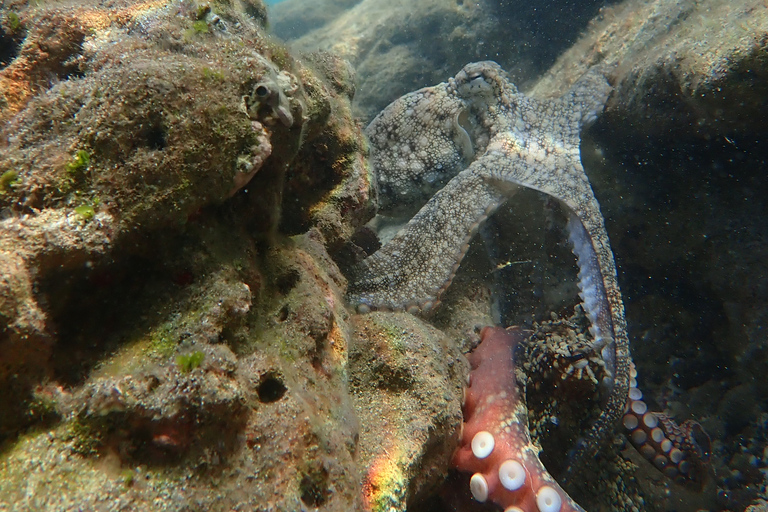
[59,342,247,461]
[0,0,372,507]
[0,209,114,435]
[533,0,768,137]
[0,0,371,443]
[269,0,363,40]
[350,311,465,512]
[746,500,768,512]
[0,228,365,510]
[271,0,614,120]
[273,0,768,136]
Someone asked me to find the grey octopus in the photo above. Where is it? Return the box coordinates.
[346,61,630,467]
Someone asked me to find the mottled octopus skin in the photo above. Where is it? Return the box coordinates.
[347,61,629,464]
[453,326,585,511]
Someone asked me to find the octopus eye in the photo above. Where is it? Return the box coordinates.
[255,84,270,98]
[471,77,487,87]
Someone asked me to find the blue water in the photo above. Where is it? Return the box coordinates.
[264,0,286,4]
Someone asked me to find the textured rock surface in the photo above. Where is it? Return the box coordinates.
[0,0,371,437]
[350,312,465,512]
[0,0,375,510]
[0,231,365,511]
[533,0,768,137]
[270,0,616,120]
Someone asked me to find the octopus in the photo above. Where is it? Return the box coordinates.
[349,60,626,460]
[347,62,711,510]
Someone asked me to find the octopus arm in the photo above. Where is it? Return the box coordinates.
[563,208,631,469]
[346,155,511,313]
[453,326,587,512]
[479,143,629,469]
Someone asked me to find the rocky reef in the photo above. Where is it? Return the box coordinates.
[0,0,378,509]
[1,0,767,511]
[271,0,621,121]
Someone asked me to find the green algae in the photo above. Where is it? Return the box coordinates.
[74,204,95,220]
[66,150,91,177]
[177,351,205,372]
[73,197,100,220]
[377,319,407,354]
[6,12,21,32]
[192,20,209,33]
[0,170,18,194]
[63,418,102,457]
[201,66,225,81]
[120,468,135,488]
[185,19,210,39]
[60,150,92,195]
[147,323,178,358]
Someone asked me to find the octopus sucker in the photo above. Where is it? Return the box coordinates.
[622,363,712,488]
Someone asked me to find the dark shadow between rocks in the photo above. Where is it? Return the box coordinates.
[40,231,198,386]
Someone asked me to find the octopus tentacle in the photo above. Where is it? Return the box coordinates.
[563,209,631,468]
[623,362,712,487]
[453,326,586,511]
[346,158,509,313]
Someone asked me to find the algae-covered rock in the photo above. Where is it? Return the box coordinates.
[0,2,375,508]
[350,312,466,512]
[1,1,287,226]
[0,0,371,444]
[0,224,367,510]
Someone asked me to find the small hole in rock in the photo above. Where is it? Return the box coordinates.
[144,123,167,150]
[300,468,329,507]
[257,374,286,403]
[351,226,381,256]
[0,27,23,70]
[276,304,289,322]
[275,269,300,294]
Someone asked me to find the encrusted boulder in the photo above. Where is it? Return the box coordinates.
[0,0,370,443]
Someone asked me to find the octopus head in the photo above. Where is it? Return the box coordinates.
[454,61,516,103]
